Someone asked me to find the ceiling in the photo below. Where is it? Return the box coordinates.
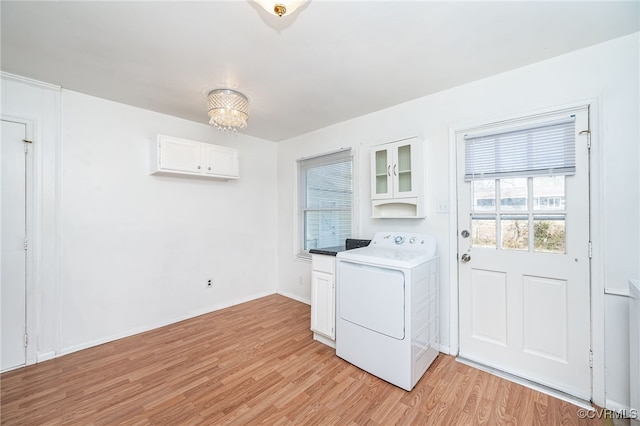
[1,1,638,142]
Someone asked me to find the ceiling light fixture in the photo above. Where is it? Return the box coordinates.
[207,89,249,132]
[254,0,308,17]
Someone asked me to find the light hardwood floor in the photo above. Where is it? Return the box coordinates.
[1,294,602,425]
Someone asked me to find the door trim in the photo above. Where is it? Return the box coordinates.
[1,116,37,369]
[447,99,605,406]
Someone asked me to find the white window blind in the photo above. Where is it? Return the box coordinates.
[298,148,353,254]
[464,116,576,181]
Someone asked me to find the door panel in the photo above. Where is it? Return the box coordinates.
[522,276,567,362]
[470,269,507,345]
[1,119,27,371]
[457,107,591,399]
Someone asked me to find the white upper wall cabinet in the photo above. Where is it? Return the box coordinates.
[370,137,424,218]
[150,134,239,180]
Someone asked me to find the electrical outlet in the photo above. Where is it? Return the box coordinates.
[207,279,212,288]
[437,200,450,214]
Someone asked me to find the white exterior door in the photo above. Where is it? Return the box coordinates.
[457,107,592,399]
[1,119,28,371]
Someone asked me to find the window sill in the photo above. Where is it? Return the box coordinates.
[294,253,312,263]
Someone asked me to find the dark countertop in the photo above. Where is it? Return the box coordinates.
[309,238,371,256]
[309,245,346,256]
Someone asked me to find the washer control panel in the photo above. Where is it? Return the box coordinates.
[376,232,429,249]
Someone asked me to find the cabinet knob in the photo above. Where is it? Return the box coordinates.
[197,166,201,169]
[208,167,212,170]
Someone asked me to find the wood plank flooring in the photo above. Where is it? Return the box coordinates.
[1,294,602,425]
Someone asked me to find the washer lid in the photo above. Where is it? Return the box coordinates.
[337,232,436,268]
[337,246,433,268]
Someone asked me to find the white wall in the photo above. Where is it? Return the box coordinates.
[276,33,639,408]
[59,91,279,353]
[1,76,279,358]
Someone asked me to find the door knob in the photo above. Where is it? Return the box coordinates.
[461,230,470,238]
[461,253,471,263]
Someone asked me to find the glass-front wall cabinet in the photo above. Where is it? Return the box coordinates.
[371,139,418,200]
[370,137,424,218]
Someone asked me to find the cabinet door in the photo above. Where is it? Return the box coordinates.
[393,141,417,198]
[203,144,239,179]
[371,146,392,199]
[159,137,202,173]
[311,270,335,339]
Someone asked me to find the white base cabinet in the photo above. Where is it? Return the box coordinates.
[150,134,239,180]
[311,254,336,348]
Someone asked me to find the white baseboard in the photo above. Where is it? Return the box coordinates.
[313,333,336,348]
[37,351,57,362]
[438,344,451,355]
[606,399,632,412]
[604,400,639,422]
[57,291,275,358]
[277,290,310,305]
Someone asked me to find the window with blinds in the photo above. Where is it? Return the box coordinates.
[463,113,581,254]
[464,116,576,181]
[298,148,353,255]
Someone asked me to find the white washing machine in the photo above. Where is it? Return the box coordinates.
[336,231,439,391]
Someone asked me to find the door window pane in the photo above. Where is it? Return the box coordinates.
[534,215,566,253]
[472,215,497,248]
[469,177,567,254]
[533,176,565,211]
[500,178,528,211]
[473,179,496,212]
[501,215,529,250]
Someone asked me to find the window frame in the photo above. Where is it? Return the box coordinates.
[295,148,355,260]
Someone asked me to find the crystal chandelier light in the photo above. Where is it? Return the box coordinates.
[253,0,308,17]
[207,89,249,132]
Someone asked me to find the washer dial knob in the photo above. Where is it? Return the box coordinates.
[394,236,405,245]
